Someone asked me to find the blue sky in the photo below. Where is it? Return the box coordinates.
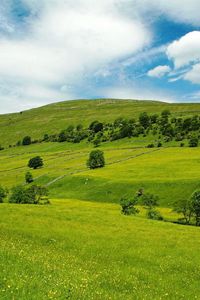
[0,0,200,113]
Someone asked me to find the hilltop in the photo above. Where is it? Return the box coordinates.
[1,99,200,146]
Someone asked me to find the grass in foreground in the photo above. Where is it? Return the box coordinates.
[0,199,200,299]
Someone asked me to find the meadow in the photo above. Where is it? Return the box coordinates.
[1,99,200,299]
[1,199,200,300]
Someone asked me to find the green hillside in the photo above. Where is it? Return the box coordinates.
[1,99,200,146]
[1,99,200,299]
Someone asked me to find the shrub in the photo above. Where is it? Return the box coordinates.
[157,142,162,147]
[120,197,139,215]
[147,209,163,220]
[28,156,43,169]
[25,171,34,183]
[0,186,7,203]
[0,145,4,151]
[22,136,32,146]
[87,150,105,169]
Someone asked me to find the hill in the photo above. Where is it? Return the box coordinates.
[1,99,200,146]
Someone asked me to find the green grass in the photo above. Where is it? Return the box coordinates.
[1,99,200,299]
[2,98,200,146]
[1,199,200,300]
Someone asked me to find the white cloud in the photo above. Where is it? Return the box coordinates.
[147,65,171,78]
[184,63,200,84]
[0,0,151,112]
[134,0,200,26]
[167,31,200,68]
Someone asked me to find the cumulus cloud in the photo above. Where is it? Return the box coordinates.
[147,65,171,78]
[167,31,200,68]
[0,0,151,113]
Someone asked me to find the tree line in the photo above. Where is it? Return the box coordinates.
[2,109,200,150]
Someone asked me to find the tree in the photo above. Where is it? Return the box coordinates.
[161,110,171,118]
[87,150,105,169]
[173,198,193,225]
[9,185,49,205]
[9,185,33,204]
[0,186,7,203]
[120,197,139,215]
[25,171,34,183]
[139,112,150,129]
[22,136,32,146]
[189,137,198,147]
[191,190,200,226]
[140,193,163,220]
[89,121,104,133]
[28,156,43,169]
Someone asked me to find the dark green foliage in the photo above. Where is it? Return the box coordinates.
[147,209,163,220]
[139,112,150,129]
[87,150,105,169]
[22,136,31,146]
[147,143,154,148]
[9,185,49,205]
[89,121,103,133]
[0,145,4,151]
[189,137,198,147]
[161,110,171,118]
[0,186,7,203]
[191,190,200,226]
[25,171,34,183]
[120,197,139,215]
[28,156,43,169]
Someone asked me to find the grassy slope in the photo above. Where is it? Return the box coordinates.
[1,141,200,207]
[1,199,200,300]
[1,99,200,146]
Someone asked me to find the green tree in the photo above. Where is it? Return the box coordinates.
[139,112,150,129]
[28,156,43,169]
[191,190,200,226]
[120,197,139,215]
[9,185,49,205]
[87,150,105,169]
[189,137,198,147]
[89,121,103,133]
[22,136,32,146]
[25,171,34,183]
[173,198,193,225]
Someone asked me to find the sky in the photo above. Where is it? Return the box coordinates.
[0,0,200,113]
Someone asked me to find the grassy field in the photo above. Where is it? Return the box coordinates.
[1,99,200,299]
[1,140,200,207]
[1,199,200,300]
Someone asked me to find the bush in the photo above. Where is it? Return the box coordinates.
[0,186,7,203]
[0,145,4,151]
[87,150,105,169]
[22,136,32,146]
[120,197,139,215]
[28,156,43,169]
[147,209,163,220]
[25,171,34,183]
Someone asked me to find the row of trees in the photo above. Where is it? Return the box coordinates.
[120,188,200,227]
[7,110,200,150]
